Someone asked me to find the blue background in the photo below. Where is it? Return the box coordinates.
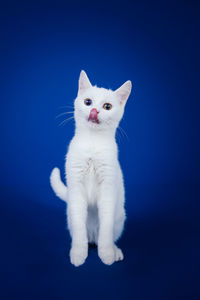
[0,0,199,299]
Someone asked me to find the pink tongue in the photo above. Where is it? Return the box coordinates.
[88,108,99,123]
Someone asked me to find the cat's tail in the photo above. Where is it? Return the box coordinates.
[50,167,68,202]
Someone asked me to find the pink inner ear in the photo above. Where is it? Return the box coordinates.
[120,93,128,103]
[79,81,87,91]
[116,90,129,105]
[115,81,132,105]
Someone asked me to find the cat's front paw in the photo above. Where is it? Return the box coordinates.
[98,245,115,265]
[70,245,88,267]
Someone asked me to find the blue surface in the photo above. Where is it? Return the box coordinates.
[0,1,199,299]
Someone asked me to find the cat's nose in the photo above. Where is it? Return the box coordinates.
[88,108,99,123]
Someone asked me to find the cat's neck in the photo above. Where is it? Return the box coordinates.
[75,124,116,140]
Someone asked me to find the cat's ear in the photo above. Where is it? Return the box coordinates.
[78,70,92,94]
[115,80,132,106]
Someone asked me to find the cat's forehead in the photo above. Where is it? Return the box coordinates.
[79,86,115,101]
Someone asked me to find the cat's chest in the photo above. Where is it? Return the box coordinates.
[67,136,118,184]
[84,158,96,176]
[83,158,98,204]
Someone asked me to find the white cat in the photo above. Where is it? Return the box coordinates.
[50,71,132,266]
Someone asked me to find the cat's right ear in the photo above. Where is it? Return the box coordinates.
[114,80,132,107]
[78,70,92,94]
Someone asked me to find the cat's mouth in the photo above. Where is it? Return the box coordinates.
[88,118,100,124]
[88,108,99,124]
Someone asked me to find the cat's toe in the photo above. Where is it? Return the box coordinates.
[70,246,88,267]
[115,246,124,261]
[98,246,115,265]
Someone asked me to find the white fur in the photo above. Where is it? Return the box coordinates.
[50,70,132,266]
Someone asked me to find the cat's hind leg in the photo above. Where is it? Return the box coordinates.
[114,244,124,261]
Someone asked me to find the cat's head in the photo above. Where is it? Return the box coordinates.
[74,70,132,131]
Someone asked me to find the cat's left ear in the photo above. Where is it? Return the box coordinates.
[115,80,132,106]
[78,70,92,94]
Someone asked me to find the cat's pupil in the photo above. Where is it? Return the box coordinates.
[84,99,92,106]
[103,103,112,110]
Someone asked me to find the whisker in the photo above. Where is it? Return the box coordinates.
[58,116,74,127]
[116,130,122,144]
[55,111,74,119]
[117,127,124,142]
[118,126,129,141]
[118,127,126,141]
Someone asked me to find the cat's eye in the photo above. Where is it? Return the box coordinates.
[103,103,112,110]
[84,98,92,106]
